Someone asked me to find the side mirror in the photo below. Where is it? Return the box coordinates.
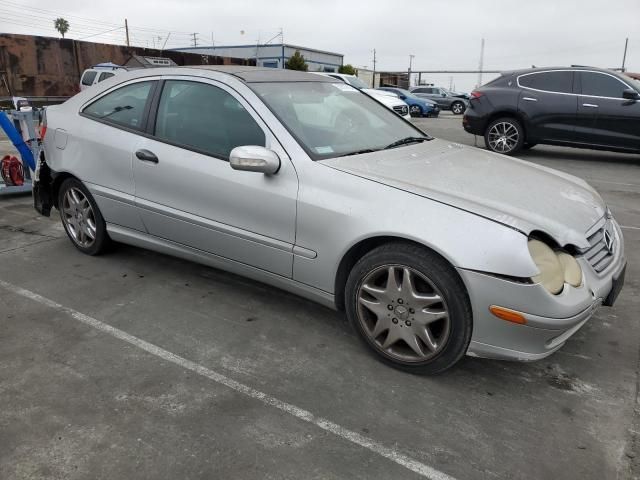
[622,88,640,100]
[399,95,406,100]
[229,146,280,175]
[441,93,447,97]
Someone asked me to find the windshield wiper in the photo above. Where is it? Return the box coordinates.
[384,136,429,150]
[337,148,379,157]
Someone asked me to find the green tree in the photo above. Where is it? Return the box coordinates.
[285,50,308,71]
[54,18,70,38]
[338,64,357,75]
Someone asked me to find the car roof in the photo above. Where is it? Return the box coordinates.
[123,65,341,83]
[501,66,623,77]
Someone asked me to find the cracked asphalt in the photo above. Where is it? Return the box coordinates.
[1,114,639,479]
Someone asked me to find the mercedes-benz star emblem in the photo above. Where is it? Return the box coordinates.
[603,228,615,254]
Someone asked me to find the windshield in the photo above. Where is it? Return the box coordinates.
[344,75,369,89]
[253,82,429,160]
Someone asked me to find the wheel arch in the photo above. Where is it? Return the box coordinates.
[51,171,79,209]
[333,235,466,311]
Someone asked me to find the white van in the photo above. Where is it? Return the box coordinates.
[79,63,127,91]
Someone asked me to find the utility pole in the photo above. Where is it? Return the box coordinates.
[477,38,485,88]
[124,18,130,47]
[372,48,377,87]
[622,37,629,72]
[408,54,415,88]
[191,33,198,48]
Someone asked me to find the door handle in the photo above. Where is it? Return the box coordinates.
[582,103,599,108]
[135,149,158,164]
[522,97,538,102]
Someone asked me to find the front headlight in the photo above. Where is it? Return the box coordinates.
[528,239,583,294]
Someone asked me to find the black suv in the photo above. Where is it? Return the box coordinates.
[463,67,640,155]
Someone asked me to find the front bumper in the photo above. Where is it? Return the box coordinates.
[459,222,626,361]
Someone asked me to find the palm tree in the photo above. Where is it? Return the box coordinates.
[54,18,70,38]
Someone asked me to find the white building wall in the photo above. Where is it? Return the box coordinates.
[173,44,343,72]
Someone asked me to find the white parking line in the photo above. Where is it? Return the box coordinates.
[0,279,457,480]
[621,225,640,231]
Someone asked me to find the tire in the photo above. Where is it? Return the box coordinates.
[523,143,537,150]
[58,177,110,255]
[345,242,472,375]
[451,101,465,115]
[409,105,422,117]
[484,117,525,155]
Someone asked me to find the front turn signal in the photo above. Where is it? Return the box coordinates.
[489,305,527,325]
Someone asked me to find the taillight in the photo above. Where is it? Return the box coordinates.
[470,91,484,100]
[39,110,47,140]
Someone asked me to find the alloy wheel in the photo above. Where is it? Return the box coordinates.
[409,105,421,116]
[356,264,451,363]
[487,121,519,153]
[61,187,97,248]
[452,102,464,114]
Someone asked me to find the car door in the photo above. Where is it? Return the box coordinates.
[516,70,577,142]
[575,71,640,150]
[132,77,298,277]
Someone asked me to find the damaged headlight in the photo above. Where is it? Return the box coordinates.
[528,239,583,294]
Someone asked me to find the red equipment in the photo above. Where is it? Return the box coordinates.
[1,155,25,186]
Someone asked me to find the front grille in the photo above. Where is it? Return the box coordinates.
[393,105,408,116]
[583,217,616,273]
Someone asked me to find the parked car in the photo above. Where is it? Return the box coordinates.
[316,73,410,119]
[377,87,440,117]
[34,66,626,374]
[410,86,468,114]
[463,66,640,155]
[80,63,127,91]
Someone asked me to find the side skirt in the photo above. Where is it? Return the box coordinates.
[106,223,337,311]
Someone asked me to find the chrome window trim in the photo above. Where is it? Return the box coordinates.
[516,69,635,100]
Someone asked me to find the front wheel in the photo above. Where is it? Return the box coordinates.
[451,101,466,115]
[345,243,472,375]
[58,177,111,255]
[484,117,525,155]
[409,105,422,117]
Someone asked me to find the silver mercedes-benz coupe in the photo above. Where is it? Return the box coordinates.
[33,66,626,374]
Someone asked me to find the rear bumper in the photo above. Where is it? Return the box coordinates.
[462,111,486,135]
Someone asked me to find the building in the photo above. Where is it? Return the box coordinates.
[172,43,343,72]
[0,33,254,99]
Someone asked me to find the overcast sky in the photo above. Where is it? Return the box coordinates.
[1,0,638,91]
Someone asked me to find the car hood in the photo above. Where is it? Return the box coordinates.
[322,139,605,248]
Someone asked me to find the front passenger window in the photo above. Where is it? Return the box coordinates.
[154,80,266,159]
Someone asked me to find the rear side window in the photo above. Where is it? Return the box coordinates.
[98,72,115,83]
[519,71,573,93]
[413,88,431,94]
[83,81,154,131]
[81,70,97,86]
[154,80,265,159]
[579,72,628,98]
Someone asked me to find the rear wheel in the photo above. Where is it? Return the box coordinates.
[451,101,465,115]
[484,117,524,155]
[58,178,110,255]
[345,243,472,375]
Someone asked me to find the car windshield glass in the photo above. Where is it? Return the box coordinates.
[253,82,430,160]
[344,76,368,89]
